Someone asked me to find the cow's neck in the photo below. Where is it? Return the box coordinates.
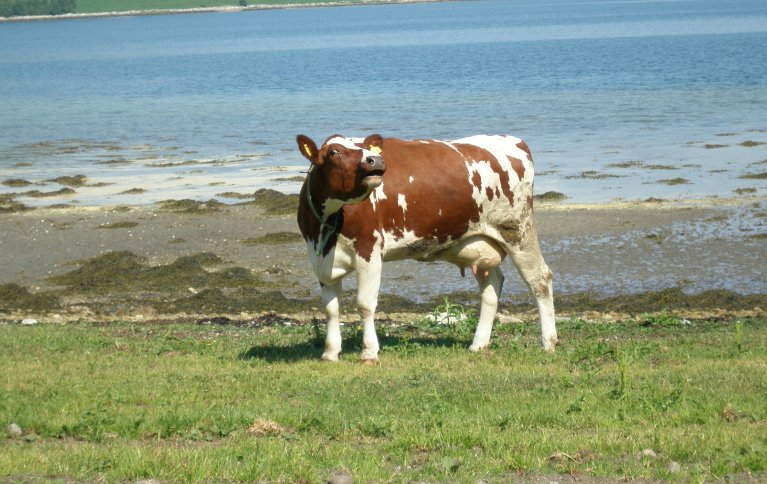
[306,168,371,222]
[304,169,345,257]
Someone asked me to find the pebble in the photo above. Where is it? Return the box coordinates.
[641,448,658,458]
[20,318,38,325]
[327,471,353,484]
[8,423,23,437]
[668,461,681,473]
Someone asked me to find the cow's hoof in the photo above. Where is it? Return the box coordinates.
[361,357,379,366]
[543,337,558,354]
[469,344,487,352]
[320,353,340,362]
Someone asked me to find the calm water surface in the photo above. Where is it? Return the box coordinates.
[1,0,766,206]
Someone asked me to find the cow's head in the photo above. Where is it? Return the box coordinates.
[296,133,386,202]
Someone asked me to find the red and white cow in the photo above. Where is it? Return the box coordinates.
[296,133,556,363]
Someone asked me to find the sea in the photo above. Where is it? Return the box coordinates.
[1,0,766,207]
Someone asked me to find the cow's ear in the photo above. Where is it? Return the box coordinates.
[296,135,320,165]
[297,134,318,163]
[363,134,384,154]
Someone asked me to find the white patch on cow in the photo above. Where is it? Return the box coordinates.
[438,208,443,216]
[454,135,532,184]
[409,176,414,184]
[369,182,387,211]
[464,159,503,208]
[397,193,408,215]
[323,190,371,217]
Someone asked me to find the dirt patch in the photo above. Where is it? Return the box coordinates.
[703,144,728,149]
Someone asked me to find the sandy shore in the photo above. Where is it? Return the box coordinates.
[1,194,765,323]
[0,0,448,23]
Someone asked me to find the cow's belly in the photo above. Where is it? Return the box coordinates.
[382,232,506,272]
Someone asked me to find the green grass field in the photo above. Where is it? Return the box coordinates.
[2,312,766,482]
[75,0,373,14]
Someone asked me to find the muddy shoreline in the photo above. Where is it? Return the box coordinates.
[1,193,765,323]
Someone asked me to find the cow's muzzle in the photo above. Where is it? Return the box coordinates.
[361,155,385,189]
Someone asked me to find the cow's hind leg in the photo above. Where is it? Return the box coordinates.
[470,266,505,352]
[320,281,343,361]
[505,225,557,352]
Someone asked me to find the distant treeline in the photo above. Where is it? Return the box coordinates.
[0,0,76,16]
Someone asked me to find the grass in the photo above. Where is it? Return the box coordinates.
[75,0,383,14]
[1,312,766,482]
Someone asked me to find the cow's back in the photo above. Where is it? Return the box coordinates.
[339,136,534,261]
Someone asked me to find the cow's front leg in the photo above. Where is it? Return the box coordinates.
[320,281,343,361]
[356,258,383,364]
[470,266,504,352]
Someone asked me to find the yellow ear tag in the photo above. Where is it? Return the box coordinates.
[303,143,312,157]
[369,146,382,155]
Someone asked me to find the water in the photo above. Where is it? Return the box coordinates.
[1,0,766,207]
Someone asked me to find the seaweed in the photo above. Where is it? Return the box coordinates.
[48,251,257,296]
[247,189,299,215]
[48,175,88,187]
[2,179,33,187]
[157,199,225,213]
[533,191,568,202]
[0,283,60,312]
[243,232,303,246]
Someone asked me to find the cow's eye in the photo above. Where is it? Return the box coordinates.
[328,149,339,157]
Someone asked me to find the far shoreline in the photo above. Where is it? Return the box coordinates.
[0,0,451,23]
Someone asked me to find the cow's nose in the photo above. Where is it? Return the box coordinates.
[366,155,385,169]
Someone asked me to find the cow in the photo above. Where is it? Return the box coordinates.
[296,133,557,363]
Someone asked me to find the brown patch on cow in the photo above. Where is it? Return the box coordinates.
[507,155,526,181]
[527,195,534,209]
[471,170,482,191]
[516,140,533,161]
[485,186,495,201]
